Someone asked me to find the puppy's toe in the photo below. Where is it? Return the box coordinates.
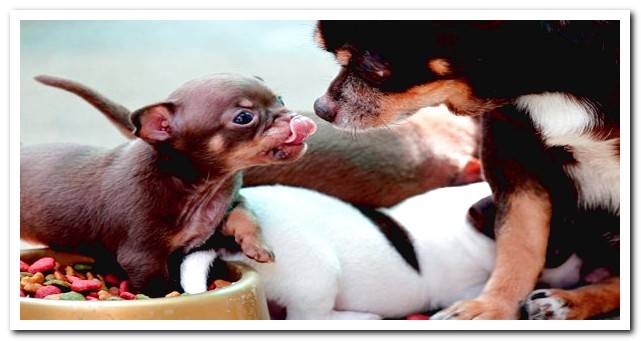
[241,241,275,263]
[523,289,570,320]
[432,298,518,320]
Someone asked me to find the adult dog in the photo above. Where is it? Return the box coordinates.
[313,20,620,320]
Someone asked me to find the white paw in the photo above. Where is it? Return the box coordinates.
[329,310,382,320]
[523,289,570,320]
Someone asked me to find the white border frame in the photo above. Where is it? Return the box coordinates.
[9,9,631,331]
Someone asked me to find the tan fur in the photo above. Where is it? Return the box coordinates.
[208,134,226,154]
[222,206,274,262]
[542,277,620,319]
[379,80,501,124]
[437,189,552,319]
[335,48,352,66]
[428,58,452,76]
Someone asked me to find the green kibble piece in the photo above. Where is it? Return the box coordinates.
[20,272,32,278]
[60,291,85,301]
[44,279,70,290]
[107,296,123,301]
[73,263,92,272]
[135,294,150,300]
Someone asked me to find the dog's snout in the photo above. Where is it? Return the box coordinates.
[314,97,337,123]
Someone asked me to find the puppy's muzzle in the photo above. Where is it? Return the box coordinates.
[314,96,337,123]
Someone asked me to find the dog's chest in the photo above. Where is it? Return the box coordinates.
[516,93,620,213]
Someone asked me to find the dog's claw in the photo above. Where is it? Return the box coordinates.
[522,289,570,320]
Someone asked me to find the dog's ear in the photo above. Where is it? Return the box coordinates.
[130,102,176,144]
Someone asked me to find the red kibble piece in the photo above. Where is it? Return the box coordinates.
[207,281,216,291]
[20,289,26,297]
[86,291,99,298]
[119,280,129,294]
[66,275,81,283]
[86,296,98,301]
[104,273,120,286]
[406,314,430,320]
[119,291,135,300]
[20,260,29,272]
[34,285,62,299]
[28,257,55,274]
[70,279,102,292]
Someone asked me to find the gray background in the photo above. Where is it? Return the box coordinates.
[21,20,339,148]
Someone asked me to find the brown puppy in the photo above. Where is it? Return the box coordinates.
[34,75,482,207]
[21,74,316,294]
[313,21,620,320]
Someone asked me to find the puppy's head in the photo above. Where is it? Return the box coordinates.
[131,74,317,172]
[313,21,502,130]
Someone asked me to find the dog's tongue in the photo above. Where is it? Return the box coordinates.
[285,115,317,144]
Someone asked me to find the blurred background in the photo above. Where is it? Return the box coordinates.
[20,20,339,147]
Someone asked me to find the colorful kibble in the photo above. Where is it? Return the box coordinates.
[119,291,135,300]
[34,285,62,299]
[20,258,235,300]
[60,291,86,301]
[70,279,102,292]
[28,257,55,274]
[406,314,430,320]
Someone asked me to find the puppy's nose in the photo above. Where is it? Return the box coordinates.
[314,97,337,123]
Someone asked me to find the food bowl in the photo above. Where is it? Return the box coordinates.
[20,248,270,320]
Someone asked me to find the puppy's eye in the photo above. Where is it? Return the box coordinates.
[276,96,285,106]
[233,111,255,125]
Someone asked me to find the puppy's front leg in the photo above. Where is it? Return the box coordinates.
[223,196,274,263]
[433,188,551,320]
[524,276,620,320]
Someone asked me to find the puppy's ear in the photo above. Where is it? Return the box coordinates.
[130,102,176,144]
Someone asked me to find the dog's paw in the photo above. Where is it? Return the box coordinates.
[241,240,275,263]
[431,298,519,320]
[522,289,570,320]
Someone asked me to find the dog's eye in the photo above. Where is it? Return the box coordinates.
[233,111,255,125]
[276,96,285,106]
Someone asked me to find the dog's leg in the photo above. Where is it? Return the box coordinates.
[433,189,551,320]
[117,244,169,296]
[222,197,274,263]
[524,277,619,319]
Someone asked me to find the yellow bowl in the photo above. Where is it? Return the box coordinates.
[20,248,270,320]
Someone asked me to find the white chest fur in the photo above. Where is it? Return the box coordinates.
[516,93,619,213]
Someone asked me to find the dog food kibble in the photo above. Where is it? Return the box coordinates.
[60,292,86,301]
[28,257,55,274]
[406,313,430,320]
[20,256,236,301]
[34,285,62,298]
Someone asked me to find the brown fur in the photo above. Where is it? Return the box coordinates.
[35,75,484,208]
[22,74,307,295]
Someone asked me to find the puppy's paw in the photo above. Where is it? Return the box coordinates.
[523,289,571,320]
[431,297,519,320]
[241,239,275,263]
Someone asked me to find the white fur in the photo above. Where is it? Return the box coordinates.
[539,253,582,289]
[182,183,498,319]
[516,93,619,213]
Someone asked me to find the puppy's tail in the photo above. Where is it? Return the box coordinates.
[34,74,135,139]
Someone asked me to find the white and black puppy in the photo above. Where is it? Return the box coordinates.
[180,183,581,320]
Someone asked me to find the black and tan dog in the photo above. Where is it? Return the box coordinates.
[313,20,620,320]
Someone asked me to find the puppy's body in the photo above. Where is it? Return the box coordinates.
[22,74,316,293]
[35,75,481,208]
[182,183,496,319]
[181,183,583,319]
[313,21,620,319]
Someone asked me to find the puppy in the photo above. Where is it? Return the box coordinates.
[180,183,585,319]
[313,21,620,319]
[35,75,481,207]
[21,73,317,294]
